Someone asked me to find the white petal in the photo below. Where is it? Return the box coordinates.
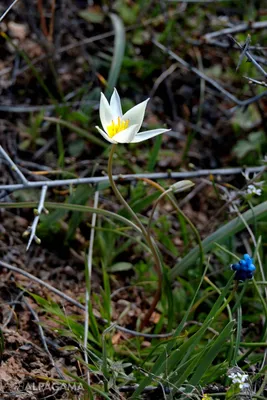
[112,124,139,143]
[99,93,114,132]
[131,128,170,143]
[95,126,115,143]
[110,88,122,118]
[122,98,149,133]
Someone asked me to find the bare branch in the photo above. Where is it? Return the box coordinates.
[0,146,28,185]
[230,35,267,79]
[0,167,265,193]
[236,34,251,72]
[24,185,48,250]
[0,0,20,22]
[203,20,267,42]
[152,39,267,107]
[245,77,267,87]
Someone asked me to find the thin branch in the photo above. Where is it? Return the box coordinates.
[1,289,25,328]
[25,185,48,250]
[37,0,48,37]
[153,39,267,107]
[203,20,267,42]
[245,77,267,88]
[0,145,28,185]
[0,0,20,22]
[84,190,99,385]
[0,260,175,339]
[0,167,265,192]
[230,35,267,79]
[236,34,251,72]
[208,166,267,226]
[48,0,56,43]
[0,100,97,113]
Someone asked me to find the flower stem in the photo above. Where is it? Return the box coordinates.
[107,144,163,330]
[138,177,205,270]
[108,145,145,235]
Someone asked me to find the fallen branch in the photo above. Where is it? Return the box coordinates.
[0,167,265,192]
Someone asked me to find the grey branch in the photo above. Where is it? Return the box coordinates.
[0,167,265,193]
[203,20,267,42]
[25,185,48,250]
[0,0,20,22]
[153,39,267,107]
[0,146,28,185]
[245,77,267,87]
[231,35,267,79]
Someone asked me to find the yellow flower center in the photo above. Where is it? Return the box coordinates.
[106,117,129,138]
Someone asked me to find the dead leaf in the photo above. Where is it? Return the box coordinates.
[7,22,28,40]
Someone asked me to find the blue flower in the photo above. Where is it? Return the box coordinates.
[231,254,256,281]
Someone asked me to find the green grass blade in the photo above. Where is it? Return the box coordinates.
[231,306,242,367]
[132,265,208,397]
[189,320,235,386]
[148,135,162,172]
[44,117,107,147]
[0,201,141,234]
[105,13,126,97]
[56,123,65,169]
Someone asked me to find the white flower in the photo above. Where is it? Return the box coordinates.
[95,88,170,143]
[228,372,250,390]
[247,184,262,196]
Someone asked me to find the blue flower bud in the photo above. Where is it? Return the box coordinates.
[230,254,256,281]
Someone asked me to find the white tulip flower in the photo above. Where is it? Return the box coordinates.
[95,88,170,144]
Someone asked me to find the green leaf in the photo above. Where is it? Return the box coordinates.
[108,262,133,272]
[44,117,107,148]
[233,131,265,159]
[79,9,104,24]
[68,139,85,157]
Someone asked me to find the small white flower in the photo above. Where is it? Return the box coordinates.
[247,184,262,196]
[228,371,249,389]
[95,88,170,144]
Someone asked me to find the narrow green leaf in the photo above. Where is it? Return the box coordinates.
[0,201,141,234]
[148,135,162,172]
[189,320,235,386]
[105,13,126,96]
[132,265,208,397]
[44,117,107,148]
[56,123,65,169]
